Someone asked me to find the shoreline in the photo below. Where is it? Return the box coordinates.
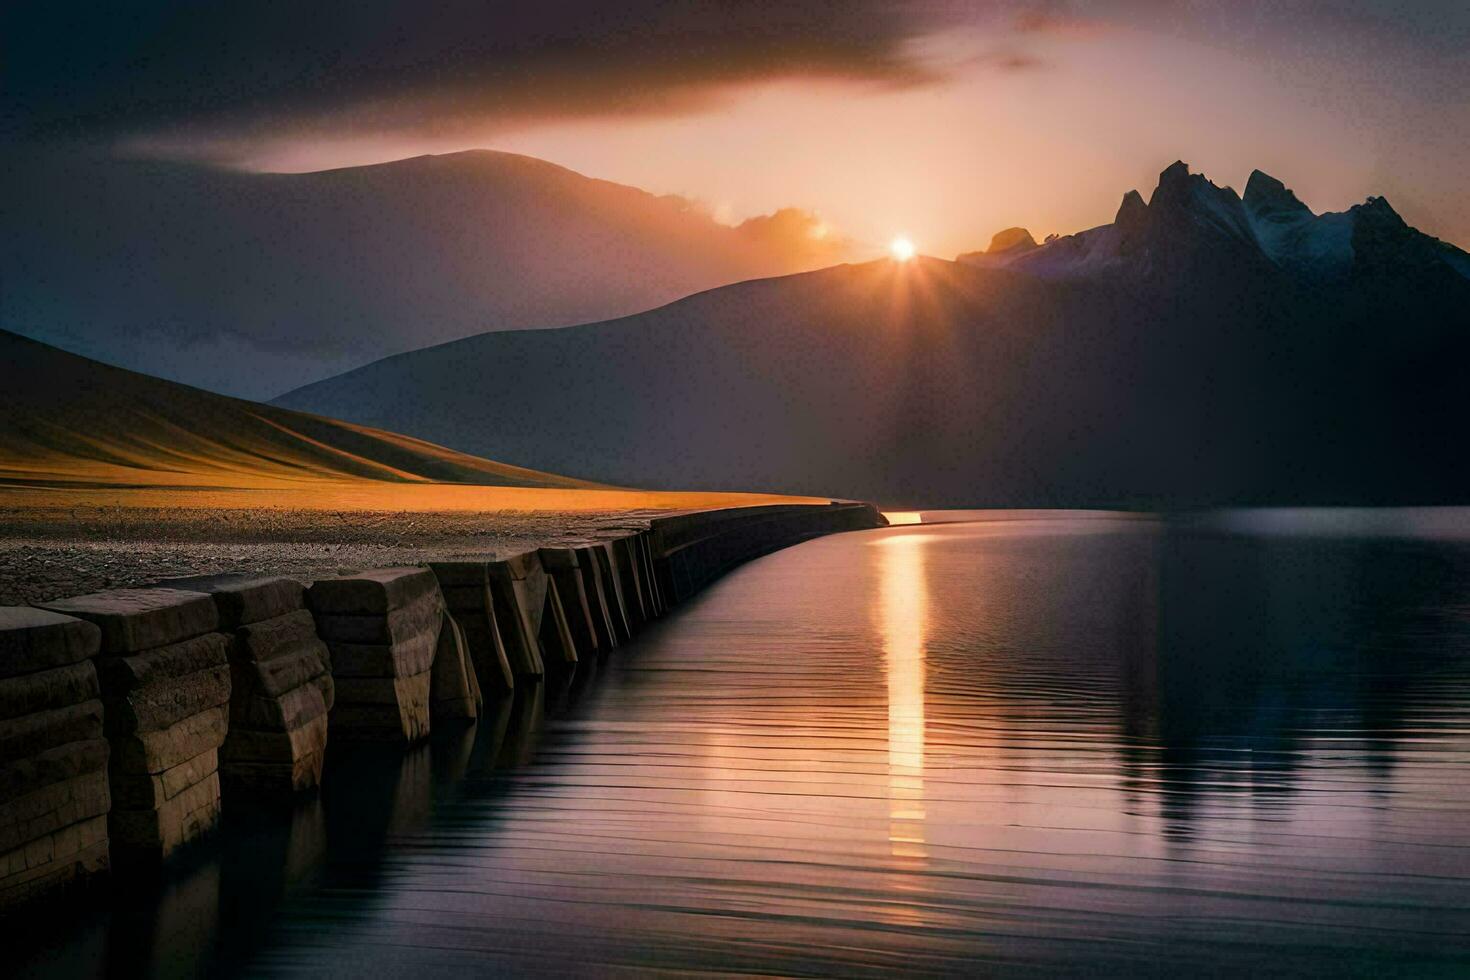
[0,498,885,915]
[0,483,834,606]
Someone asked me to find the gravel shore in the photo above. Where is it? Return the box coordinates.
[0,504,663,605]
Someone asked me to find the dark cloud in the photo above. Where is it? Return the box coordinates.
[5,1,1465,162]
[2,1,963,153]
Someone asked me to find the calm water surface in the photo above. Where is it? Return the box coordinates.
[18,515,1470,976]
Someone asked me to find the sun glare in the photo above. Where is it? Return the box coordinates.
[890,236,916,262]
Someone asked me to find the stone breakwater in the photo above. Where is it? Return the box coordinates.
[0,501,883,913]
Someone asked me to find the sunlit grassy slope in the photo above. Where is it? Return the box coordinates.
[0,329,819,512]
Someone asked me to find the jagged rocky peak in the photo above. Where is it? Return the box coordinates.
[1149,160,1196,207]
[1353,194,1406,228]
[1114,189,1148,231]
[1240,169,1311,210]
[986,227,1038,254]
[964,159,1466,283]
[1143,159,1257,245]
[1150,160,1244,206]
[1243,169,1311,219]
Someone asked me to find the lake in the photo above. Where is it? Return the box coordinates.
[17,513,1470,976]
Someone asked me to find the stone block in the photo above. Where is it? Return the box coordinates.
[594,544,634,641]
[0,813,109,912]
[233,641,329,698]
[326,625,437,679]
[220,667,330,793]
[426,561,492,588]
[515,571,550,637]
[110,704,227,775]
[220,713,329,766]
[0,608,101,679]
[331,669,430,741]
[37,588,218,654]
[109,746,217,811]
[219,602,332,797]
[0,737,109,801]
[0,700,105,765]
[504,551,545,581]
[306,567,440,616]
[313,591,443,645]
[229,679,328,731]
[232,610,323,664]
[161,575,306,630]
[488,555,551,664]
[429,562,513,695]
[431,615,479,724]
[636,533,664,616]
[576,545,622,648]
[457,614,514,695]
[0,767,111,855]
[110,769,221,859]
[538,578,579,667]
[0,661,100,721]
[539,551,597,659]
[611,536,647,626]
[102,663,231,736]
[94,631,229,695]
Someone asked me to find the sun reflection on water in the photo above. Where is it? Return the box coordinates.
[876,532,929,862]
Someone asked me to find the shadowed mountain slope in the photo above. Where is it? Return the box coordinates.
[0,149,852,398]
[0,329,596,491]
[277,164,1470,508]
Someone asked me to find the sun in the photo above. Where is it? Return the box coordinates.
[890,236,916,262]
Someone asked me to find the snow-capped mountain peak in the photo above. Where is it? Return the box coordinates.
[959,161,1470,285]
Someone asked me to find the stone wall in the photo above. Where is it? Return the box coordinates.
[36,589,230,865]
[0,609,110,910]
[1,501,884,910]
[164,576,335,797]
[649,502,884,604]
[426,563,514,696]
[307,568,444,743]
[430,612,481,725]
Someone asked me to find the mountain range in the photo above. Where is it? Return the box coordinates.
[958,161,1470,283]
[274,161,1470,508]
[0,149,853,398]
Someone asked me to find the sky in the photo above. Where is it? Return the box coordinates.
[5,1,1468,258]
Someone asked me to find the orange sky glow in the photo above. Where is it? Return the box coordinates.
[203,19,1468,260]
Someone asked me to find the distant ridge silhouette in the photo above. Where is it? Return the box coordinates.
[0,149,853,398]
